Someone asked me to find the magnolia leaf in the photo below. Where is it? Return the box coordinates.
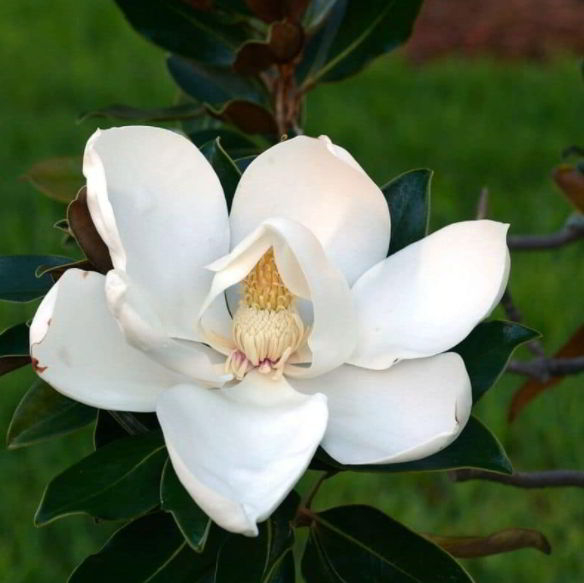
[37,259,95,283]
[299,0,422,85]
[235,154,257,172]
[215,492,299,583]
[553,164,584,212]
[167,55,267,105]
[234,21,304,75]
[303,0,338,29]
[0,322,29,357]
[93,411,159,449]
[311,417,513,475]
[114,0,246,66]
[22,156,83,202]
[0,322,30,377]
[302,505,472,583]
[68,512,219,582]
[453,320,540,402]
[382,168,432,255]
[67,186,113,273]
[0,255,73,302]
[79,102,205,123]
[6,379,95,449]
[246,0,309,22]
[509,324,584,422]
[428,528,551,559]
[160,460,212,552]
[200,138,241,208]
[206,100,278,135]
[188,127,258,153]
[35,431,167,525]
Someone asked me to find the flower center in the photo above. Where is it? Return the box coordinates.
[227,249,306,380]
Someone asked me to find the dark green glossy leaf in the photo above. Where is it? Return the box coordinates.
[93,411,159,449]
[22,156,83,202]
[303,0,338,29]
[300,0,422,85]
[6,380,95,449]
[79,102,204,123]
[235,154,256,173]
[0,322,29,357]
[37,259,95,282]
[382,168,432,255]
[69,512,218,583]
[114,0,246,66]
[168,55,266,105]
[161,460,211,552]
[302,505,472,582]
[453,321,540,402]
[188,128,258,153]
[312,417,512,475]
[0,255,73,302]
[200,138,241,209]
[67,187,113,274]
[215,491,299,583]
[35,431,167,525]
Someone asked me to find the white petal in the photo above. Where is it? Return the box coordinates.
[349,220,510,369]
[83,126,231,340]
[105,270,230,386]
[198,218,357,378]
[30,269,188,412]
[156,371,328,535]
[229,135,390,285]
[292,353,471,465]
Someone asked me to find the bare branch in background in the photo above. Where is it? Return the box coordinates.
[450,468,584,489]
[476,187,489,219]
[507,356,584,381]
[507,221,584,250]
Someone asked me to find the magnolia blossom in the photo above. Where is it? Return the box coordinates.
[30,126,509,536]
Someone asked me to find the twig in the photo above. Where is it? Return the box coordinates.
[451,468,584,488]
[302,471,332,509]
[506,356,584,382]
[476,187,489,219]
[507,223,584,250]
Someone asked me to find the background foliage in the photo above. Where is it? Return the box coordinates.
[0,0,582,581]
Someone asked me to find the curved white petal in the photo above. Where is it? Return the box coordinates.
[198,218,357,378]
[29,269,187,412]
[292,353,471,465]
[83,126,231,340]
[105,270,230,386]
[349,220,510,369]
[230,135,390,285]
[156,371,328,536]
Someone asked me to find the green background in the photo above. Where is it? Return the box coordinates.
[0,1,582,581]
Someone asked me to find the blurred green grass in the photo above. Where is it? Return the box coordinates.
[1,1,583,581]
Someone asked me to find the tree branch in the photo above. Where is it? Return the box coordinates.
[507,223,584,250]
[451,468,584,488]
[506,356,584,381]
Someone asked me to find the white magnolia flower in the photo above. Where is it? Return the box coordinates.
[30,126,510,536]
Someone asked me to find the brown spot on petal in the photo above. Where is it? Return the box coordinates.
[31,358,48,373]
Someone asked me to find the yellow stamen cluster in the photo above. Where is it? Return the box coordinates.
[242,248,293,311]
[227,248,307,380]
